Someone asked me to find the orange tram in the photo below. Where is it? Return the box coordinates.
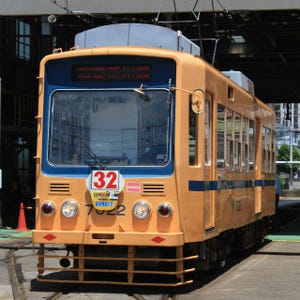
[33,23,276,286]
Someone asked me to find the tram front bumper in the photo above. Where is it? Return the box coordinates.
[32,230,185,246]
[33,230,198,286]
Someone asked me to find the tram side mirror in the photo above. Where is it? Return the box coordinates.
[190,89,204,114]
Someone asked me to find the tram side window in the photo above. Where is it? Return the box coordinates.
[218,107,251,172]
[241,116,249,171]
[271,130,276,173]
[189,102,197,165]
[263,127,272,173]
[261,127,267,173]
[234,113,241,171]
[249,119,255,170]
[262,127,266,172]
[226,109,234,171]
[204,99,212,166]
[267,128,272,173]
[262,127,267,173]
[217,104,225,168]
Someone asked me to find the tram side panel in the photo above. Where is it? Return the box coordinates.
[174,59,276,246]
[206,67,258,233]
[258,102,276,219]
[173,54,207,243]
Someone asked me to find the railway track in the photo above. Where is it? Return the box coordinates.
[2,238,270,300]
[4,241,180,300]
[4,241,30,300]
[45,292,179,300]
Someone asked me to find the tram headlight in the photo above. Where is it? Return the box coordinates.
[61,200,78,218]
[133,200,151,219]
[157,202,173,217]
[41,201,55,216]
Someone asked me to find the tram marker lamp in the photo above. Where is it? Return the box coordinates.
[157,202,173,217]
[41,201,55,216]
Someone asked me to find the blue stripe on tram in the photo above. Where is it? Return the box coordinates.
[189,179,275,191]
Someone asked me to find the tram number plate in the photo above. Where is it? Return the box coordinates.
[91,170,120,191]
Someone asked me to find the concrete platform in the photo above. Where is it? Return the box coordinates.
[184,240,300,300]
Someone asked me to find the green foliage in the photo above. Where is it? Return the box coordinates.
[277,144,300,174]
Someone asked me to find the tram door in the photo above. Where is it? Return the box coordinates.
[204,97,215,229]
[189,95,215,229]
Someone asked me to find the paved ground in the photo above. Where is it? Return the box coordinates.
[185,239,300,300]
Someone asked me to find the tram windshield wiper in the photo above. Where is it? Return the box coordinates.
[70,134,107,170]
[133,84,151,102]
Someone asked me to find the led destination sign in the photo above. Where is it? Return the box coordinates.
[72,64,152,81]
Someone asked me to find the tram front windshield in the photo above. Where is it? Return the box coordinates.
[48,89,171,167]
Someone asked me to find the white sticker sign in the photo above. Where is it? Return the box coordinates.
[86,170,125,211]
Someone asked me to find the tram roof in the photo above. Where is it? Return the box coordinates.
[75,23,200,56]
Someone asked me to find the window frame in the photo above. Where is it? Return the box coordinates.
[16,20,31,61]
[217,104,254,173]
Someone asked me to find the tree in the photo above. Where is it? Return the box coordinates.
[277,144,300,174]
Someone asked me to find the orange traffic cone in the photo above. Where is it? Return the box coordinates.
[16,202,29,231]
